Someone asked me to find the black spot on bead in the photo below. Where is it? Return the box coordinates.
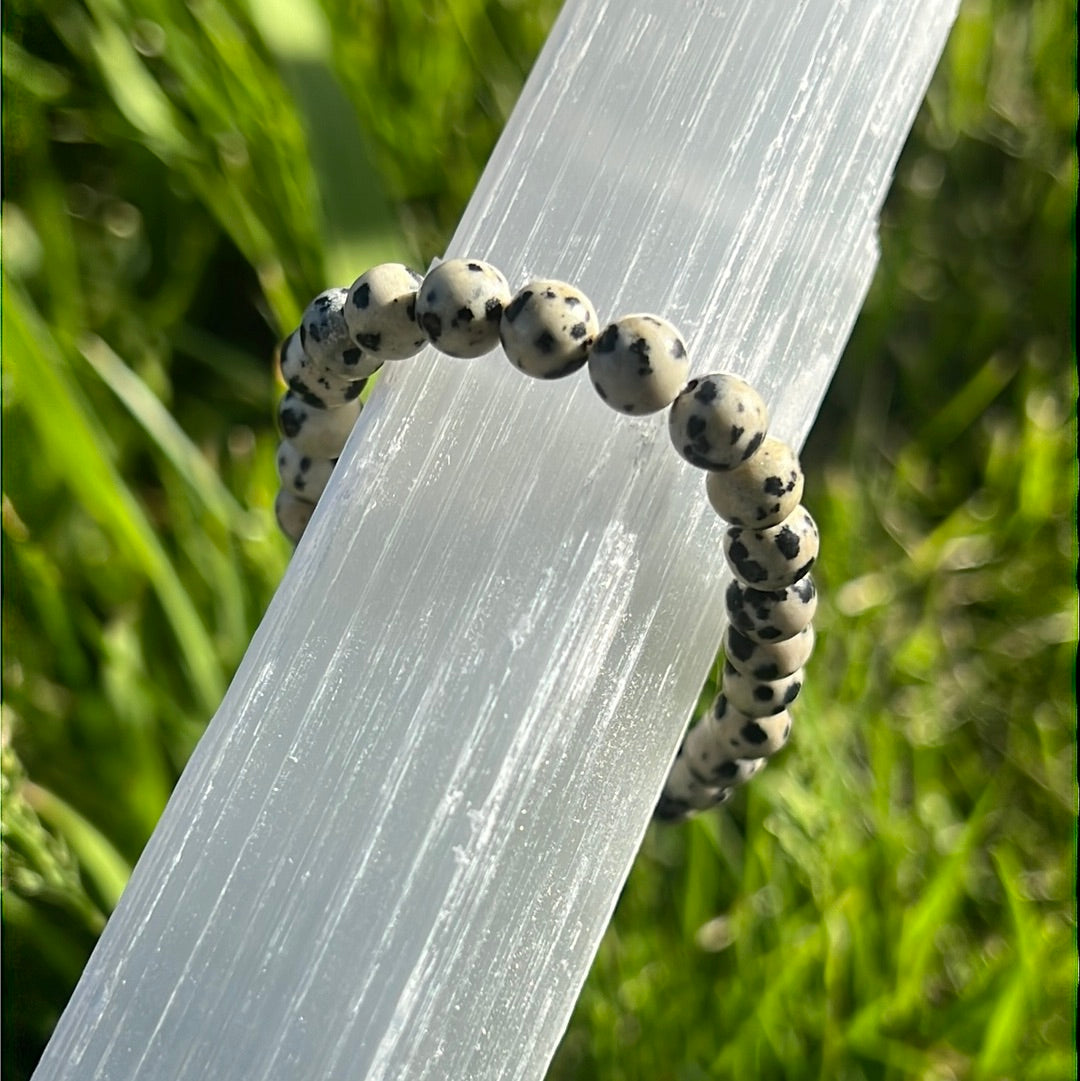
[729,424,744,446]
[763,475,785,496]
[742,431,764,460]
[504,291,532,322]
[342,347,365,367]
[753,685,775,703]
[715,760,740,780]
[455,305,475,326]
[280,407,303,439]
[344,381,363,401]
[356,332,381,351]
[783,681,802,705]
[671,338,686,359]
[775,527,801,560]
[484,297,503,322]
[726,628,756,663]
[654,794,692,822]
[753,662,781,680]
[466,262,484,272]
[729,535,768,582]
[628,336,652,372]
[695,379,717,403]
[535,330,555,354]
[740,721,768,745]
[570,322,588,340]
[420,312,443,340]
[352,283,371,309]
[594,325,619,352]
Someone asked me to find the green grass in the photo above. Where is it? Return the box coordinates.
[2,1,1075,1079]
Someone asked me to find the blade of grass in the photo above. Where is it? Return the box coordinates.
[77,334,245,530]
[24,782,132,913]
[3,281,224,714]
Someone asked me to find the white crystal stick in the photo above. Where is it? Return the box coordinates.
[32,1,958,1079]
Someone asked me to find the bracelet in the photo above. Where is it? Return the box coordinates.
[273,259,819,822]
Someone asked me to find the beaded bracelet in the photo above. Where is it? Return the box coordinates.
[273,259,819,822]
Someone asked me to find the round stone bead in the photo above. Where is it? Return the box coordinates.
[275,489,316,544]
[708,694,792,759]
[664,755,728,810]
[722,659,803,717]
[280,331,371,408]
[654,783,731,822]
[725,576,818,643]
[415,258,511,358]
[724,504,819,591]
[668,373,768,470]
[300,288,371,377]
[499,279,599,379]
[705,436,804,527]
[344,263,427,360]
[277,390,361,459]
[680,726,766,788]
[724,623,814,680]
[587,314,689,415]
[275,440,336,502]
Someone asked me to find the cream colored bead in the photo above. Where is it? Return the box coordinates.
[705,436,804,527]
[499,279,598,379]
[669,373,768,470]
[587,314,689,414]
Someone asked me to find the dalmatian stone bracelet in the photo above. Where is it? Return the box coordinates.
[273,258,819,822]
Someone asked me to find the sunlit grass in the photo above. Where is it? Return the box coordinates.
[2,0,1075,1078]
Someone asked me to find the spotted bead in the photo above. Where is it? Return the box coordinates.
[681,712,767,785]
[705,436,804,527]
[724,504,818,591]
[668,373,768,470]
[663,755,729,811]
[344,263,427,360]
[722,659,803,717]
[588,314,689,415]
[275,489,316,544]
[724,623,814,680]
[277,390,361,459]
[275,440,336,502]
[279,331,372,407]
[680,730,766,789]
[725,576,818,643]
[654,785,732,822]
[415,258,511,358]
[708,694,792,759]
[300,289,372,377]
[499,279,599,379]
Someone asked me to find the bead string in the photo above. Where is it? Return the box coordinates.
[273,258,819,822]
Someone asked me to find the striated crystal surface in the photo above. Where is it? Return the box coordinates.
[33,2,958,1079]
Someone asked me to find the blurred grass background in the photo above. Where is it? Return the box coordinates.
[1,0,1074,1078]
